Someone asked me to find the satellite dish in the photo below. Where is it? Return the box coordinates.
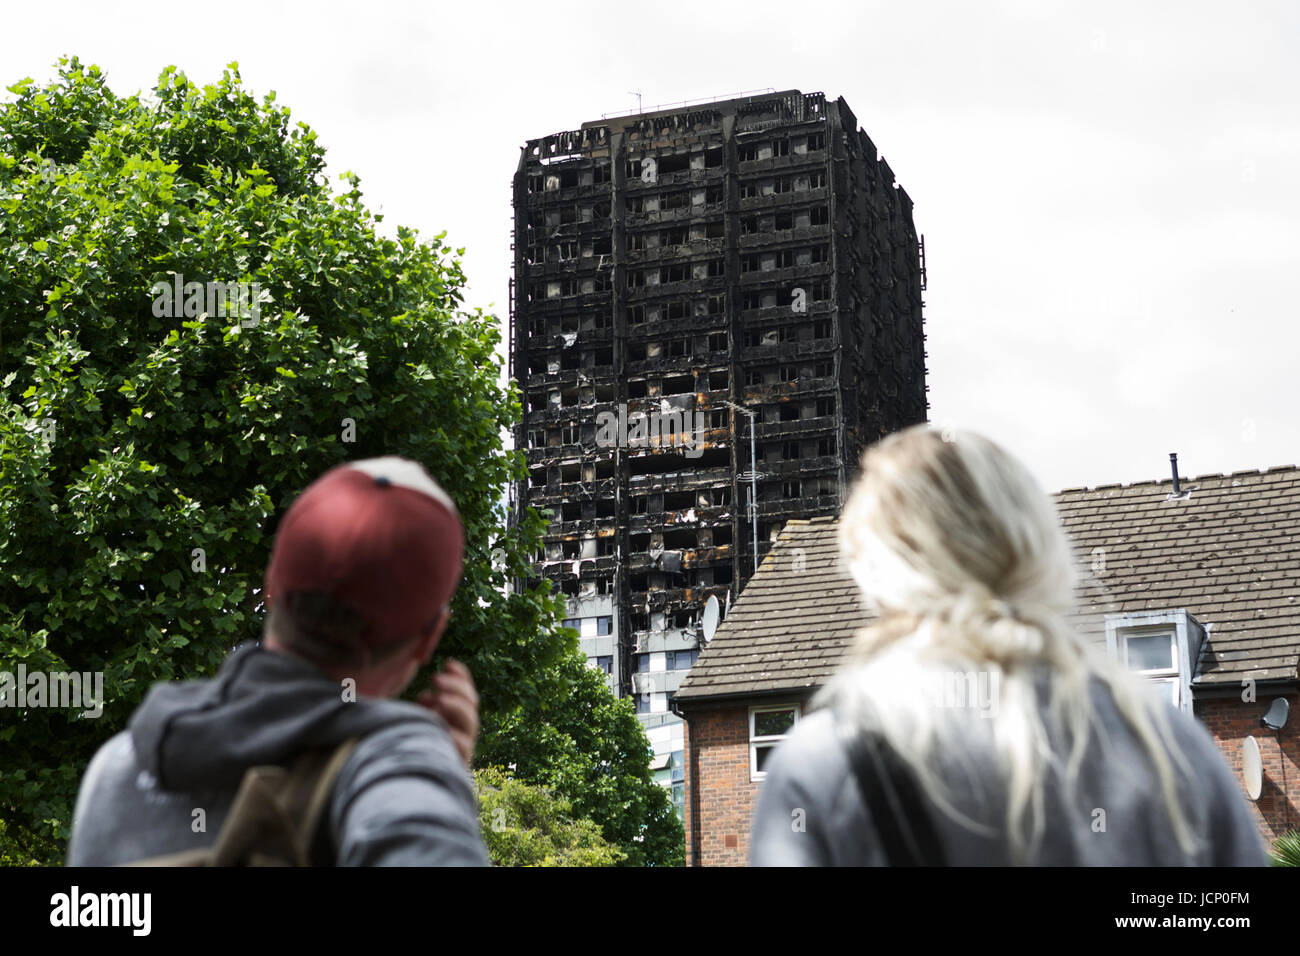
[701,596,720,643]
[1262,697,1290,731]
[1242,736,1262,801]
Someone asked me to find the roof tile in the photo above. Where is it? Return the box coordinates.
[676,466,1300,702]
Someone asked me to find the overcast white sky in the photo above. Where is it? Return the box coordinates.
[5,0,1297,493]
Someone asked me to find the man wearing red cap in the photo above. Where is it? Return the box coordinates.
[67,457,491,866]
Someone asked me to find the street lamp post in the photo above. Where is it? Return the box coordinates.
[722,400,761,578]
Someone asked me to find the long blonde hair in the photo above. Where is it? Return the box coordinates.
[819,424,1200,862]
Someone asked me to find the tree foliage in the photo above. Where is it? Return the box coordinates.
[0,815,54,866]
[1272,830,1300,866]
[0,57,680,866]
[479,647,684,867]
[474,766,625,867]
[479,630,684,867]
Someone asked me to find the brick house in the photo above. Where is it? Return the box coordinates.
[672,464,1300,865]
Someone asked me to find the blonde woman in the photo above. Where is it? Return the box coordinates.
[749,425,1268,866]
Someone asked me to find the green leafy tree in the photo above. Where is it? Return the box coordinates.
[475,766,625,867]
[0,816,55,866]
[480,643,684,867]
[0,58,680,866]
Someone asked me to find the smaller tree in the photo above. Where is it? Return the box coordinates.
[474,766,625,867]
[0,816,54,866]
[478,646,685,866]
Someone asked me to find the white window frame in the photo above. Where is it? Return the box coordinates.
[749,703,801,781]
[1104,609,1207,714]
[1119,626,1179,707]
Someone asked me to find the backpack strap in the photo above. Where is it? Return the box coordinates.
[837,718,947,866]
[294,738,361,865]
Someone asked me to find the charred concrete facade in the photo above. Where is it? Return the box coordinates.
[509,91,927,806]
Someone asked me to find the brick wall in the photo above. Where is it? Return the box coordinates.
[1196,693,1300,845]
[682,703,771,867]
[684,692,1300,865]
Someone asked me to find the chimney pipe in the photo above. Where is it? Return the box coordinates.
[1169,453,1181,495]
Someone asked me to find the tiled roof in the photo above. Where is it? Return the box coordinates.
[1058,466,1300,686]
[675,516,872,703]
[675,466,1300,704]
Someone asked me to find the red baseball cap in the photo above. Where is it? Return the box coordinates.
[265,457,465,650]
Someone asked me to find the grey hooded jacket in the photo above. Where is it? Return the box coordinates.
[66,642,489,866]
[750,670,1270,866]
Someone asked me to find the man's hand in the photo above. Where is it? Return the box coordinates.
[416,658,479,768]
